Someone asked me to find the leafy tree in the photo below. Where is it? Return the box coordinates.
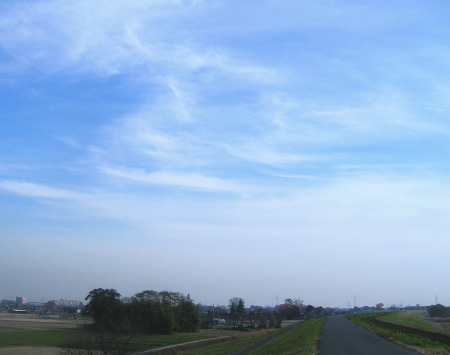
[130,290,174,334]
[173,294,200,332]
[428,304,450,318]
[314,306,324,318]
[237,298,245,328]
[77,289,135,355]
[248,306,270,328]
[44,300,56,311]
[228,297,245,328]
[305,305,314,319]
[129,290,199,334]
[277,298,304,320]
[84,288,126,331]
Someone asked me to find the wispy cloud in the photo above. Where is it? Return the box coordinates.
[2,0,450,306]
[100,166,248,193]
[0,180,86,200]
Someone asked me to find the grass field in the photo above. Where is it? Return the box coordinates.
[347,312,450,355]
[248,318,325,355]
[0,328,223,350]
[377,311,450,335]
[0,314,325,354]
[0,330,77,348]
[442,322,450,331]
[182,331,280,355]
[183,319,325,355]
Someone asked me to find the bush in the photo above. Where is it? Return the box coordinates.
[428,304,450,318]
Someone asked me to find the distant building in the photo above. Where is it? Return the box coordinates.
[56,299,82,307]
[16,296,26,305]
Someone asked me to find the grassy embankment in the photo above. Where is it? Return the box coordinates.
[378,311,450,335]
[248,318,325,355]
[181,330,281,355]
[347,311,450,354]
[184,318,325,355]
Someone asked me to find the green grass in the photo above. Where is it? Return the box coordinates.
[347,313,450,353]
[0,330,77,348]
[248,319,325,355]
[183,332,279,355]
[377,311,449,335]
[184,320,326,355]
[0,322,325,354]
[131,332,214,348]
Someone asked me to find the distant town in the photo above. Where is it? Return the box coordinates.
[1,293,431,320]
[1,292,448,354]
[1,295,83,318]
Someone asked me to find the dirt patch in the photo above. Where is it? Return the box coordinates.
[0,346,62,355]
[0,314,88,332]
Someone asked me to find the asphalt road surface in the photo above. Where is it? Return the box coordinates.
[318,315,419,355]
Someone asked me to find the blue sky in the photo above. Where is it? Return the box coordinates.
[1,0,450,308]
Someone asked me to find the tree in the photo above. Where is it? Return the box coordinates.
[248,306,270,329]
[428,304,450,318]
[305,305,314,319]
[70,288,135,355]
[228,297,245,329]
[237,298,245,328]
[277,298,304,320]
[174,294,200,332]
[44,300,56,311]
[130,290,174,334]
[84,288,126,331]
[129,290,199,334]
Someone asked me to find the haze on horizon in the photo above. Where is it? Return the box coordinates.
[1,0,449,309]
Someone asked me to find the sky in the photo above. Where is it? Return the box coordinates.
[1,0,450,309]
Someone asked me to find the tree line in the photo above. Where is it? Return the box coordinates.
[84,288,200,335]
[74,289,330,354]
[83,289,327,335]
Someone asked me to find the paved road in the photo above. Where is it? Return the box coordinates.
[318,315,419,355]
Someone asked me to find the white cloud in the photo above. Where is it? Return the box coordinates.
[226,144,315,167]
[100,166,247,192]
[0,180,85,200]
[0,0,280,81]
[2,0,450,307]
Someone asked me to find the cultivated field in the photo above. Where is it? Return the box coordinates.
[0,313,89,355]
[0,314,316,355]
[0,313,88,332]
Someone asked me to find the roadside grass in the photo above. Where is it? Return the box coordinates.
[0,330,76,348]
[347,313,450,354]
[182,331,279,355]
[247,318,325,355]
[130,332,214,349]
[378,311,450,335]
